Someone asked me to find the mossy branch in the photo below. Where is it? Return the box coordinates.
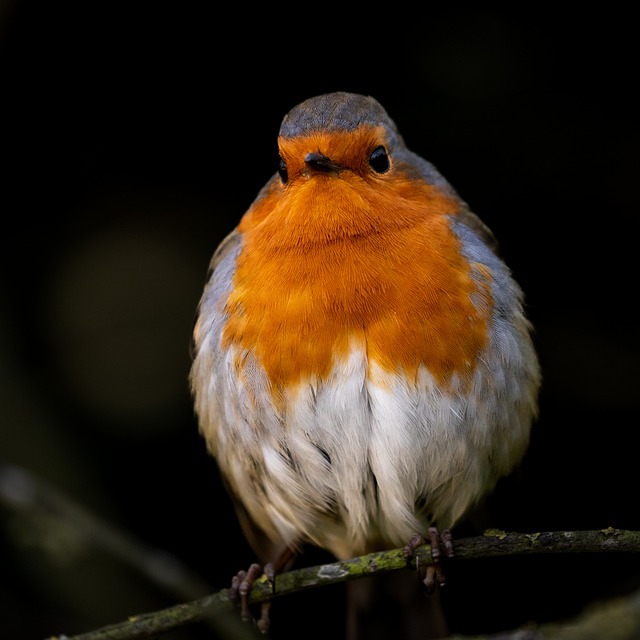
[48,528,640,640]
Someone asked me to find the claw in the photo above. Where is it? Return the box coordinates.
[256,600,272,635]
[404,527,454,592]
[257,563,276,633]
[227,550,291,634]
[227,562,274,633]
[441,528,454,557]
[263,562,276,593]
[230,571,242,606]
[236,563,263,623]
[428,527,442,564]
[403,533,426,564]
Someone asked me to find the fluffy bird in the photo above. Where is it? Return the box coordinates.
[190,92,541,637]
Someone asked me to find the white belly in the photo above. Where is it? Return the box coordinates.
[195,340,533,560]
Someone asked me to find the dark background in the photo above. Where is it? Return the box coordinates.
[1,3,639,639]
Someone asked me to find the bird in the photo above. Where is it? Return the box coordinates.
[189,91,541,638]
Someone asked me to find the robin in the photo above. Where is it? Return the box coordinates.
[190,92,541,638]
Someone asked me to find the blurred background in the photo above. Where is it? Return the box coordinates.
[1,3,639,639]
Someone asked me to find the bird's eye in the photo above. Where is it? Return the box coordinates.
[369,146,390,173]
[278,157,288,183]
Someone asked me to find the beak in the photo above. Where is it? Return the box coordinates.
[304,152,342,174]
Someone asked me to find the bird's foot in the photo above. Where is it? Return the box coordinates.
[403,527,454,593]
[230,562,275,634]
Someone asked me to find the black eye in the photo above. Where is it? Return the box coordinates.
[278,157,288,183]
[369,146,390,173]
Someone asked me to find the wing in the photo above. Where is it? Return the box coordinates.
[456,205,501,256]
[189,228,242,361]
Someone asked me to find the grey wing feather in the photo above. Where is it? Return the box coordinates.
[189,228,242,360]
[207,228,243,277]
[456,206,501,256]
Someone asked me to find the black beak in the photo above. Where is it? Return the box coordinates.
[304,152,342,174]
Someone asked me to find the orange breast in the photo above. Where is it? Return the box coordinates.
[222,162,491,394]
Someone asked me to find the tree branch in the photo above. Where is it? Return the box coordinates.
[48,528,640,640]
[0,461,212,603]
